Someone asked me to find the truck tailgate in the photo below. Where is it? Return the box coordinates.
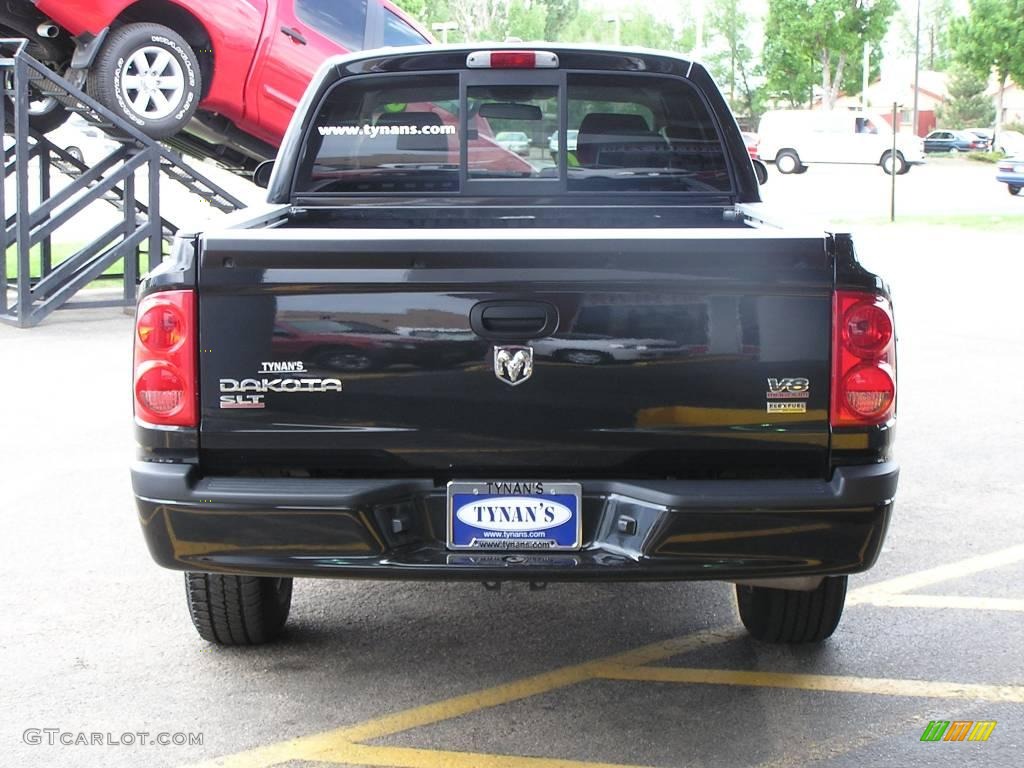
[197,228,833,478]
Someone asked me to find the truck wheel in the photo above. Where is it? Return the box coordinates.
[736,575,847,643]
[774,149,803,174]
[1009,185,1021,196]
[87,23,201,139]
[558,349,610,365]
[880,150,906,176]
[185,573,292,645]
[316,347,376,372]
[0,23,72,134]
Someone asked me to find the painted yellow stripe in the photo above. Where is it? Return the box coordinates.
[856,593,1024,611]
[635,405,824,428]
[184,627,743,768]
[307,741,655,768]
[336,628,744,744]
[594,665,1024,703]
[847,543,1024,603]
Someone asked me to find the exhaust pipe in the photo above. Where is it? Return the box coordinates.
[36,22,60,39]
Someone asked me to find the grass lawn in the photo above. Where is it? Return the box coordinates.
[835,214,1024,230]
[4,240,153,287]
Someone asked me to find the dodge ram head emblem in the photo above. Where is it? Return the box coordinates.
[494,346,534,386]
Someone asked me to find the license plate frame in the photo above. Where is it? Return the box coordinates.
[446,481,582,551]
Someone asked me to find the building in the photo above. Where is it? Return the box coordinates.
[828,70,949,136]
[987,79,1024,126]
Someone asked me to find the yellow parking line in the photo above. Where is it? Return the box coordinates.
[185,546,1024,768]
[847,543,1024,603]
[184,627,743,768]
[307,741,655,768]
[857,593,1024,611]
[331,628,743,745]
[595,665,1024,703]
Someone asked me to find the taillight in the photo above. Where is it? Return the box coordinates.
[466,50,559,69]
[832,291,895,427]
[134,290,197,427]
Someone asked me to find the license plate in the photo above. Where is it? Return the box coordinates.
[447,481,582,551]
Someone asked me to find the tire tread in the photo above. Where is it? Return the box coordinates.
[184,572,292,645]
[736,576,847,644]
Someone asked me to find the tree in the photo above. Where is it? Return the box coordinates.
[705,0,761,117]
[762,0,896,110]
[895,0,955,71]
[936,65,996,128]
[951,0,1024,139]
[543,0,578,41]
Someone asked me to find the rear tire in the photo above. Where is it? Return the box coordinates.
[558,349,611,365]
[881,150,906,175]
[87,23,201,139]
[774,149,802,174]
[1009,185,1021,196]
[0,20,73,134]
[315,347,376,372]
[736,576,847,644]
[185,573,292,645]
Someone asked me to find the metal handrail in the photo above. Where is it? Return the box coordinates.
[1,38,247,327]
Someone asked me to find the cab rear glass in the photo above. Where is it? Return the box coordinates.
[293,70,733,195]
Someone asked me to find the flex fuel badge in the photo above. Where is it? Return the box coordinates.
[766,377,809,413]
[219,361,342,409]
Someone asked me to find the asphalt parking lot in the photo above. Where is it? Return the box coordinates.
[2,161,1023,768]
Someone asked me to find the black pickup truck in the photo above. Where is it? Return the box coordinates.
[130,45,898,646]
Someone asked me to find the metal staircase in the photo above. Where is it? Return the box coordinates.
[2,38,247,328]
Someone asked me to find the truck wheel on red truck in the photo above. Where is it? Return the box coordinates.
[130,45,898,647]
[4,0,432,169]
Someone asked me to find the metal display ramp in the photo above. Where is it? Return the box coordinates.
[2,38,247,328]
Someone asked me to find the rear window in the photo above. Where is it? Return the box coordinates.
[294,70,731,195]
[382,10,428,46]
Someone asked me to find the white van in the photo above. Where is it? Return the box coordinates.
[758,109,926,175]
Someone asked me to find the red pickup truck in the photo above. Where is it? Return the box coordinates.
[6,0,431,169]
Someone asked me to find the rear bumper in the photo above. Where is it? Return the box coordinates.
[131,462,898,582]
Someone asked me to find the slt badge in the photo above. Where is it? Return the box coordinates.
[494,346,534,386]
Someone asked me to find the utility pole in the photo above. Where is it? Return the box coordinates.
[912,0,921,136]
[432,21,457,45]
[862,43,870,109]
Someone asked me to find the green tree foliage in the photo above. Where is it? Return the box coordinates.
[705,0,761,118]
[559,6,692,50]
[393,0,579,43]
[895,0,955,71]
[936,65,996,128]
[543,0,579,41]
[762,0,895,109]
[951,0,1024,132]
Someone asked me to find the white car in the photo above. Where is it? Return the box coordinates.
[995,130,1024,156]
[46,116,121,167]
[495,131,530,156]
[758,109,926,175]
[548,129,579,154]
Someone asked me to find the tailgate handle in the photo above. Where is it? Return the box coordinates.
[470,301,557,340]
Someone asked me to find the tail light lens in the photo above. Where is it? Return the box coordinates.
[134,290,197,427]
[832,291,895,427]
